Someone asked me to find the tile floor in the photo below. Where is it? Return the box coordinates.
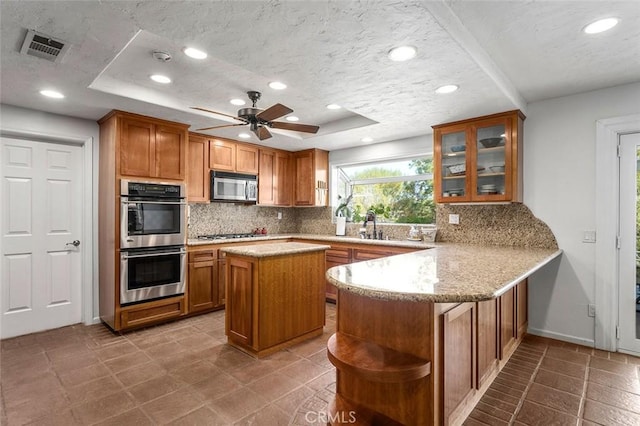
[1,304,639,425]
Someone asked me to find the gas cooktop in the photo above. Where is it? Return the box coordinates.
[196,233,263,240]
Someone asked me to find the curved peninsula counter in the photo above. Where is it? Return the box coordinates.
[325,244,562,426]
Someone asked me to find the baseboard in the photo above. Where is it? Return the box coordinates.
[527,327,594,348]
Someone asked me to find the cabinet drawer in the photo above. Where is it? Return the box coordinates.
[352,248,396,261]
[326,248,351,263]
[188,249,216,263]
[120,296,185,329]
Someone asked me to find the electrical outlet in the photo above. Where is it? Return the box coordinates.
[449,214,460,225]
[588,304,596,317]
[277,211,282,220]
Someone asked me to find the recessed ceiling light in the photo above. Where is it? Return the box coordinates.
[238,133,251,139]
[388,45,417,62]
[286,116,299,122]
[583,17,619,34]
[269,81,287,90]
[40,89,64,99]
[361,137,373,143]
[230,98,246,106]
[183,47,207,59]
[435,84,459,94]
[326,104,341,110]
[150,74,171,84]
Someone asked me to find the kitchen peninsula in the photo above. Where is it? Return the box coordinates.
[325,244,562,426]
[221,242,330,357]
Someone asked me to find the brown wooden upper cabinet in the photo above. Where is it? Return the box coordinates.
[293,149,329,206]
[209,138,259,174]
[433,110,524,203]
[109,111,188,180]
[187,134,209,202]
[258,148,292,206]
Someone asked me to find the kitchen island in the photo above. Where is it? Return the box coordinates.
[325,244,562,426]
[221,242,330,357]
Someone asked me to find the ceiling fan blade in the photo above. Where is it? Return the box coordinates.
[271,121,320,134]
[256,103,293,122]
[253,125,272,140]
[190,106,244,121]
[195,123,247,131]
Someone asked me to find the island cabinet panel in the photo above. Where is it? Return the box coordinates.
[330,290,434,425]
[499,287,517,360]
[217,254,227,306]
[476,299,498,389]
[224,246,326,358]
[187,134,209,202]
[441,302,477,426]
[226,257,254,348]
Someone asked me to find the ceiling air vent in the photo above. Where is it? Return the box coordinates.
[20,29,70,63]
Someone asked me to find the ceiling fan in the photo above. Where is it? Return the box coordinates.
[192,91,320,140]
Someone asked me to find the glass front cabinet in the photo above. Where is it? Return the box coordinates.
[433,110,525,203]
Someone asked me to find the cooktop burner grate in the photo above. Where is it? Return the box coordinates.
[196,233,260,240]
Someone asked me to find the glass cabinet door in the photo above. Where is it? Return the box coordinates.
[439,130,468,200]
[474,122,508,200]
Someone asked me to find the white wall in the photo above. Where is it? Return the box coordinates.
[0,104,101,324]
[524,82,640,345]
[329,134,432,166]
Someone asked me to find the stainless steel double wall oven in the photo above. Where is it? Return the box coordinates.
[120,180,186,305]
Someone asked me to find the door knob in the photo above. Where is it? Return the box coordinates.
[66,240,80,247]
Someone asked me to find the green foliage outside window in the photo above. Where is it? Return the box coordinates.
[338,158,435,225]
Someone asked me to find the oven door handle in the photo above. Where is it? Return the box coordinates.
[121,249,186,260]
[121,200,186,205]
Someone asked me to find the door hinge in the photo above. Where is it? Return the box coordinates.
[616,235,621,249]
[616,325,620,339]
[617,144,621,157]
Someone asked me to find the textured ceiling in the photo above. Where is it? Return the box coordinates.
[1,1,638,152]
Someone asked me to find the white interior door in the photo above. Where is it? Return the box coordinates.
[1,137,83,339]
[618,132,640,355]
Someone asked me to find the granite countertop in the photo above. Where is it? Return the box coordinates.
[220,242,331,258]
[188,233,434,249]
[326,244,562,303]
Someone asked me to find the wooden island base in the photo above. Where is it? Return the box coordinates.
[328,281,528,426]
[223,243,329,358]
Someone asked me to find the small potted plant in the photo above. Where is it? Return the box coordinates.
[335,195,352,236]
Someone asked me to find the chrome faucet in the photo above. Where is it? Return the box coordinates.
[363,210,377,239]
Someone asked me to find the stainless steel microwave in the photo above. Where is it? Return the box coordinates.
[210,171,258,203]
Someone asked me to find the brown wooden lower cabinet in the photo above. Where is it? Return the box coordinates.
[499,287,517,360]
[119,296,185,330]
[329,280,528,425]
[225,249,326,357]
[441,302,476,425]
[187,248,225,314]
[476,298,499,389]
[325,247,352,302]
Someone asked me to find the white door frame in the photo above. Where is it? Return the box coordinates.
[0,127,95,328]
[595,113,640,351]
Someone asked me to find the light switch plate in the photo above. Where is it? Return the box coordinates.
[582,230,596,243]
[277,211,282,220]
[449,214,460,225]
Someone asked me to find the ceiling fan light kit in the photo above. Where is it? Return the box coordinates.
[192,91,319,141]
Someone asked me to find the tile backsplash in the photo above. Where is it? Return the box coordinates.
[189,202,557,249]
[188,203,298,237]
[435,203,558,249]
